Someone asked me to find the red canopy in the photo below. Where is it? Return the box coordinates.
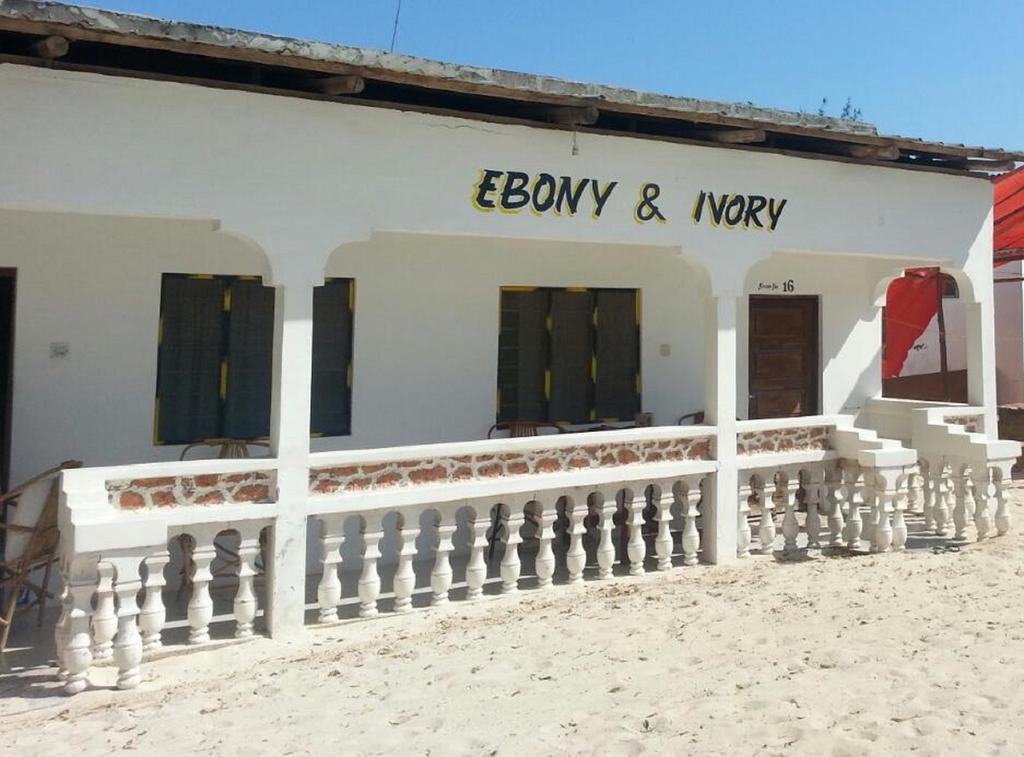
[995,165,1024,256]
[883,268,941,379]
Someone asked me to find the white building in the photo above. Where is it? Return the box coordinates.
[0,1,1019,693]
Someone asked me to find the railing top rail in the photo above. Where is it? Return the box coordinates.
[309,424,717,467]
[307,458,717,516]
[735,414,845,434]
[63,456,275,489]
[738,449,837,472]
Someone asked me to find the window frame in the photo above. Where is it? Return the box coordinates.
[154,273,355,445]
[496,285,641,426]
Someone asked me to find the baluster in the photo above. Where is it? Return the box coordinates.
[861,471,878,545]
[872,471,895,553]
[54,582,72,681]
[993,463,1013,536]
[596,495,617,579]
[930,461,950,537]
[534,501,557,589]
[920,460,935,530]
[656,488,676,568]
[90,561,116,661]
[358,516,384,618]
[431,514,456,605]
[681,481,701,566]
[736,481,753,559]
[952,463,970,540]
[780,471,800,559]
[826,466,844,548]
[500,505,524,594]
[60,555,98,694]
[139,550,170,652]
[755,476,775,554]
[892,478,908,552]
[234,530,261,636]
[466,510,490,600]
[110,555,145,690]
[805,469,823,554]
[971,467,992,541]
[186,532,216,644]
[839,464,860,549]
[566,498,588,584]
[393,516,419,613]
[316,516,344,623]
[625,491,647,576]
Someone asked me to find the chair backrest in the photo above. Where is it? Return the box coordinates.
[488,420,563,439]
[3,461,81,569]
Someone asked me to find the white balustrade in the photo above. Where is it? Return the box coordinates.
[500,505,525,594]
[139,550,169,652]
[596,493,617,580]
[993,463,1013,536]
[656,488,676,569]
[842,463,863,549]
[971,467,992,540]
[186,532,217,644]
[825,467,844,548]
[780,472,801,559]
[952,464,970,540]
[755,476,775,554]
[466,511,490,600]
[316,515,344,623]
[358,516,384,618]
[234,529,261,635]
[393,516,419,612]
[737,481,753,559]
[90,561,116,661]
[804,469,823,554]
[565,497,588,583]
[109,554,145,690]
[625,491,647,576]
[534,500,557,589]
[431,514,456,605]
[681,482,701,566]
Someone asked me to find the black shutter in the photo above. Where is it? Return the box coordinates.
[310,279,353,436]
[157,275,225,444]
[497,290,549,422]
[223,278,275,439]
[594,289,640,420]
[548,290,594,423]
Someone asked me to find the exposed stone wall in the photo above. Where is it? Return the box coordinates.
[944,414,982,434]
[737,425,831,455]
[108,470,276,510]
[309,436,713,495]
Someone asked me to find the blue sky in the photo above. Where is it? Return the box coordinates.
[63,0,1024,149]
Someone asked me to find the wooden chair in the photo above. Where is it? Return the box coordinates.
[177,439,269,596]
[487,420,564,439]
[0,460,82,653]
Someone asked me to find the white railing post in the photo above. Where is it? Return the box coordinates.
[682,479,702,566]
[110,554,146,690]
[393,514,419,612]
[316,515,344,623]
[755,476,775,554]
[358,514,384,618]
[736,479,752,559]
[90,561,116,661]
[139,550,170,652]
[61,555,99,695]
[625,490,647,576]
[566,496,588,583]
[500,504,524,594]
[234,528,262,637]
[993,461,1014,536]
[596,492,617,580]
[842,463,862,549]
[780,471,800,559]
[466,508,490,600]
[534,499,558,589]
[971,465,992,540]
[656,486,676,568]
[186,530,217,644]
[431,513,456,606]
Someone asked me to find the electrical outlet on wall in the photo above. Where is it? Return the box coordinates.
[49,341,69,359]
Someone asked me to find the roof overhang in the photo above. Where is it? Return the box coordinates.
[1,0,1021,177]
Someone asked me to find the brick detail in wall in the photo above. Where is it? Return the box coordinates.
[108,470,276,510]
[309,436,713,495]
[945,415,982,434]
[736,425,831,455]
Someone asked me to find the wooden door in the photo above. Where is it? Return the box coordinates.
[748,296,819,419]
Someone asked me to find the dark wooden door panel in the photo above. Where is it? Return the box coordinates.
[748,296,819,419]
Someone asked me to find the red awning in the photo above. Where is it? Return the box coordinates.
[883,268,941,379]
[995,165,1024,258]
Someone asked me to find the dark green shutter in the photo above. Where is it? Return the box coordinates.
[310,279,353,436]
[497,290,549,422]
[157,275,224,444]
[223,278,274,439]
[548,290,594,423]
[594,289,640,419]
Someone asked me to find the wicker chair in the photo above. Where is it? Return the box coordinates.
[0,460,82,652]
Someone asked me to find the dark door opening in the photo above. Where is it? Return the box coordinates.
[748,295,820,419]
[0,269,14,492]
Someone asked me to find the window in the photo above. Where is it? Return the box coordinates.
[497,287,640,424]
[155,274,353,444]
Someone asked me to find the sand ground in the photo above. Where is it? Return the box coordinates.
[2,493,1023,756]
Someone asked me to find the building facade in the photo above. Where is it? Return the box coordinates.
[0,1,1020,693]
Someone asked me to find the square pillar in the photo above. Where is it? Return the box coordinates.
[702,294,739,564]
[966,299,998,436]
[266,281,315,637]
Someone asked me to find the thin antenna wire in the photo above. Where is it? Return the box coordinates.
[389,0,403,53]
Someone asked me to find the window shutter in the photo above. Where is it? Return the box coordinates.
[497,289,549,422]
[157,275,225,444]
[310,279,353,436]
[594,289,640,419]
[548,289,595,423]
[222,278,275,439]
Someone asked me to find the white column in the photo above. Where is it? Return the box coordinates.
[266,276,316,638]
[702,294,739,564]
[965,280,998,435]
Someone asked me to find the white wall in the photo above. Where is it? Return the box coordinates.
[994,259,1024,404]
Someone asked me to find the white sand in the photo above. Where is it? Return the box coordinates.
[3,494,1024,756]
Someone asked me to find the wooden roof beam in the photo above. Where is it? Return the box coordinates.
[839,143,901,161]
[688,128,766,144]
[309,74,365,96]
[538,105,599,127]
[31,35,69,60]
